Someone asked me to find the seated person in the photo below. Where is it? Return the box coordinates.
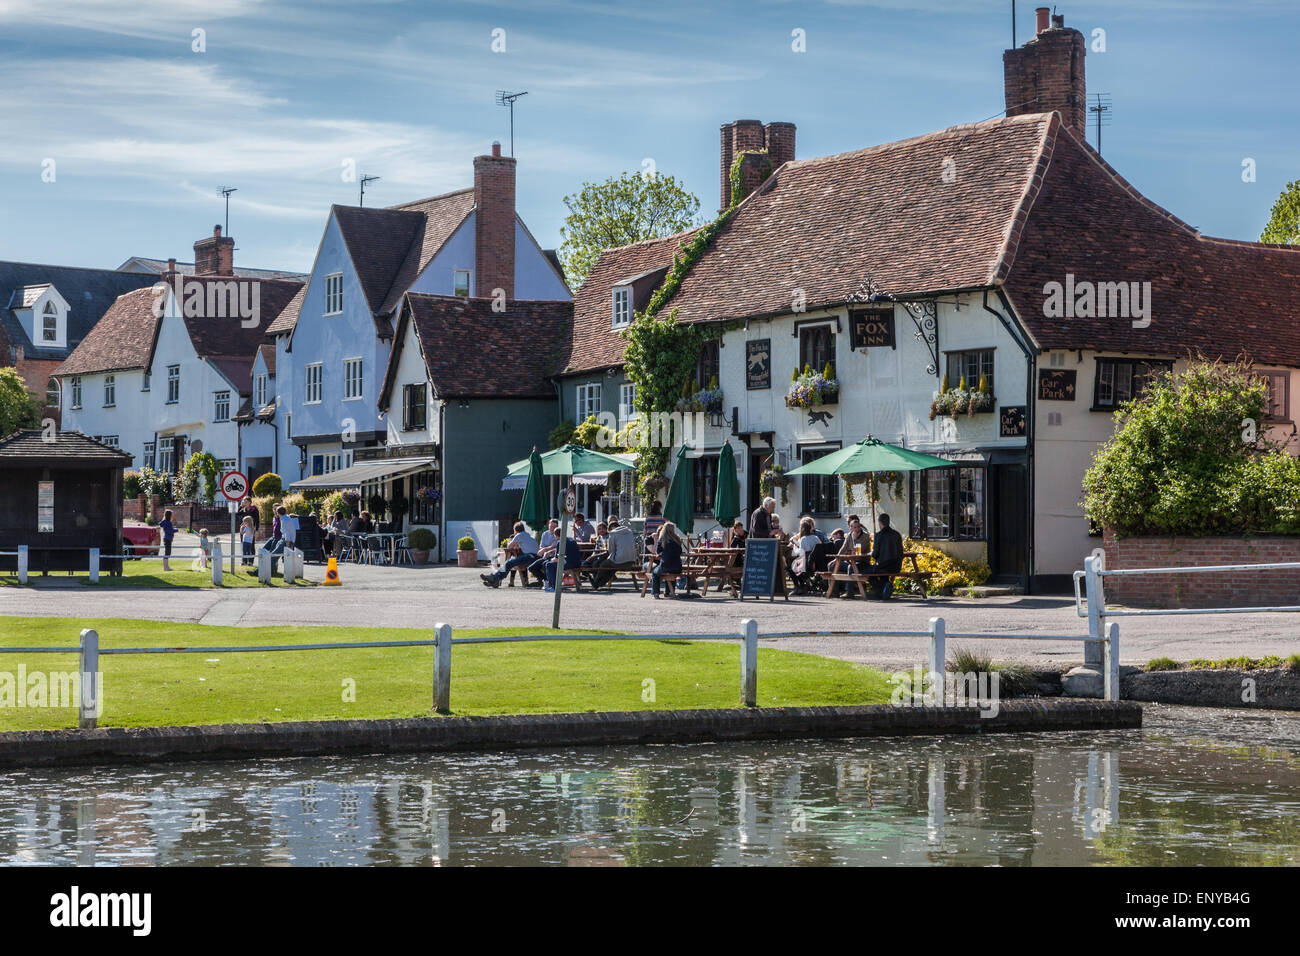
[589,519,641,588]
[869,513,904,599]
[831,514,872,597]
[571,513,596,544]
[648,522,684,599]
[791,517,821,594]
[526,519,561,586]
[481,521,540,588]
[580,522,610,578]
[541,533,582,592]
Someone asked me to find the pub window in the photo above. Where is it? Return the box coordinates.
[909,467,986,541]
[103,374,116,407]
[945,349,995,394]
[42,301,58,341]
[324,273,344,315]
[696,340,720,388]
[255,373,266,408]
[619,382,637,423]
[799,324,834,373]
[402,382,428,431]
[344,357,363,400]
[800,445,840,516]
[214,390,230,422]
[167,365,180,403]
[71,376,81,409]
[143,441,156,470]
[159,437,176,473]
[304,363,323,404]
[1092,358,1172,411]
[45,378,59,408]
[693,454,719,515]
[1261,370,1290,421]
[611,287,631,329]
[409,470,440,525]
[576,382,602,421]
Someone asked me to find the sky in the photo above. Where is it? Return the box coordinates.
[0,0,1297,275]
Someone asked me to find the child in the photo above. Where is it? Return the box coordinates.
[241,516,255,568]
[159,509,176,572]
[193,529,211,571]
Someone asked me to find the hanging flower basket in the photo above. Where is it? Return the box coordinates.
[759,466,791,506]
[414,486,443,502]
[785,372,839,409]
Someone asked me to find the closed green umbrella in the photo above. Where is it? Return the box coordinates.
[518,446,549,534]
[712,442,739,530]
[662,444,695,534]
[785,436,954,529]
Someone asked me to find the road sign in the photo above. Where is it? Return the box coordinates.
[220,471,248,501]
[564,489,576,515]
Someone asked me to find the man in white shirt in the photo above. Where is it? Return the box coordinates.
[589,519,641,589]
[482,521,540,588]
[526,519,560,586]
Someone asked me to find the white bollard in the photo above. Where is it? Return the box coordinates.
[257,549,272,584]
[17,546,28,585]
[291,547,304,582]
[1103,621,1120,702]
[79,628,99,730]
[928,617,946,696]
[740,618,758,707]
[211,541,223,586]
[434,622,452,714]
[88,548,99,584]
[284,547,298,584]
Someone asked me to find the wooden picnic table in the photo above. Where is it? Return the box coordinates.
[638,546,745,598]
[823,550,935,599]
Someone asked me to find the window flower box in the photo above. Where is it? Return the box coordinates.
[930,378,995,419]
[675,387,724,415]
[784,371,839,409]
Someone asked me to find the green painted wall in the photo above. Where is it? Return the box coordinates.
[557,369,630,425]
[442,397,559,522]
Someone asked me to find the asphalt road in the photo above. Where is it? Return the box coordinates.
[3,561,1296,671]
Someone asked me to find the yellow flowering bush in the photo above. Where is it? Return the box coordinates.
[899,538,992,594]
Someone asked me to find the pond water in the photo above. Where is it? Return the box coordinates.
[2,705,1296,866]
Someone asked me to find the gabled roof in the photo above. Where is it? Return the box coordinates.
[55,276,303,385]
[378,189,477,315]
[380,293,572,405]
[0,261,158,363]
[562,228,698,375]
[265,285,304,336]
[255,342,276,376]
[0,428,133,466]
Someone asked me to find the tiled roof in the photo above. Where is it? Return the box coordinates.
[562,229,698,375]
[1002,117,1300,366]
[265,285,304,336]
[55,276,303,379]
[0,261,159,364]
[116,257,309,281]
[0,428,133,465]
[256,342,276,376]
[378,189,476,314]
[382,293,572,404]
[661,114,1054,326]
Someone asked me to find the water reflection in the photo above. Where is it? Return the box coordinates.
[1,705,1296,866]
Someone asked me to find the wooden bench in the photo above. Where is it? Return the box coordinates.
[823,551,936,599]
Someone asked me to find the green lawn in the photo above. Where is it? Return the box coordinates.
[0,617,893,731]
[0,561,315,589]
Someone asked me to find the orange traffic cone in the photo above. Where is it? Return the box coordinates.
[323,556,342,586]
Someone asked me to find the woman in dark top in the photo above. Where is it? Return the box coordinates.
[649,521,683,599]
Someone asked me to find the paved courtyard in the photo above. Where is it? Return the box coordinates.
[3,559,1296,671]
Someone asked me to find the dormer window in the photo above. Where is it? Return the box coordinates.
[42,301,58,341]
[454,270,471,298]
[612,287,631,329]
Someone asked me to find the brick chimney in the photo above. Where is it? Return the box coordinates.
[194,224,235,276]
[473,141,516,301]
[1003,6,1087,137]
[719,119,796,212]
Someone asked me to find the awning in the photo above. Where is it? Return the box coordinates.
[290,456,437,491]
[500,467,627,492]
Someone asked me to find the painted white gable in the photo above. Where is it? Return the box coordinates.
[11,284,71,349]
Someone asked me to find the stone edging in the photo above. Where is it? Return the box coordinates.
[0,700,1141,769]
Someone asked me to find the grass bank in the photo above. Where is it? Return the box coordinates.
[0,617,893,731]
[0,562,315,589]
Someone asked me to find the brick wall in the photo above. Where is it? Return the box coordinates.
[1003,21,1087,137]
[1102,529,1300,608]
[473,144,516,301]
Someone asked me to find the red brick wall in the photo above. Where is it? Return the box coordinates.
[1102,529,1300,608]
[1003,24,1087,136]
[473,146,516,302]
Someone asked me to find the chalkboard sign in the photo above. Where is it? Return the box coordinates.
[740,537,782,600]
[1038,369,1077,401]
[1000,405,1027,437]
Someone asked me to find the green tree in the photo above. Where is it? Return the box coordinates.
[558,171,700,289]
[1261,179,1300,245]
[0,367,42,437]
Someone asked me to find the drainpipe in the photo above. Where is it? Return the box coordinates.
[438,400,446,563]
[983,289,1036,592]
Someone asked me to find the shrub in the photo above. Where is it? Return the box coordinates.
[123,471,142,499]
[408,528,436,550]
[1145,657,1180,672]
[549,420,577,449]
[280,493,313,517]
[252,473,282,498]
[457,535,476,551]
[252,495,277,528]
[389,495,409,520]
[946,648,1035,697]
[899,539,991,595]
[367,493,387,517]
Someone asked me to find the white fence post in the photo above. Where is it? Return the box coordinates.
[211,541,223,586]
[1084,555,1105,668]
[17,546,28,585]
[283,547,297,585]
[79,628,99,730]
[740,618,758,707]
[1104,621,1120,702]
[434,622,452,714]
[928,616,946,693]
[88,548,99,584]
[257,549,272,584]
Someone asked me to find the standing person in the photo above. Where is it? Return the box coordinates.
[159,509,176,572]
[241,498,259,535]
[869,513,905,599]
[240,516,256,567]
[262,504,288,574]
[571,513,596,544]
[648,521,684,599]
[194,529,211,571]
[833,514,872,598]
[749,497,776,539]
[481,521,539,588]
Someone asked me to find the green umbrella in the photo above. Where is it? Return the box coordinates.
[712,442,739,531]
[518,446,549,534]
[785,437,955,529]
[662,444,695,534]
[506,444,635,478]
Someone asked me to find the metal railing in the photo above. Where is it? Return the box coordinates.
[1,615,1114,731]
[2,542,306,585]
